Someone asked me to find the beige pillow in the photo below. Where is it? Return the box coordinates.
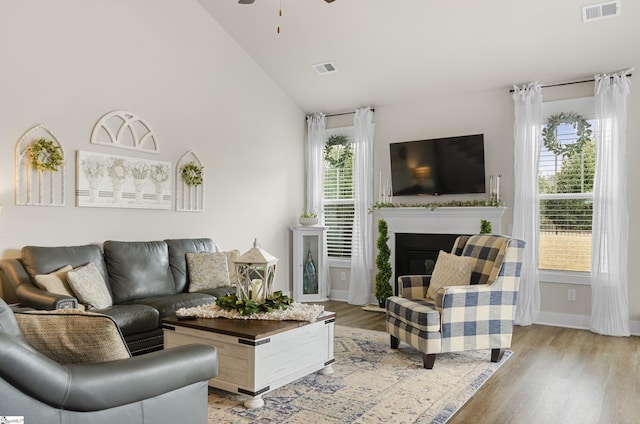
[34,265,74,295]
[34,265,86,311]
[66,262,113,310]
[186,252,230,292]
[426,250,474,301]
[15,309,130,364]
[224,249,241,285]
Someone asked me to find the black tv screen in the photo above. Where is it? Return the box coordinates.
[389,134,486,196]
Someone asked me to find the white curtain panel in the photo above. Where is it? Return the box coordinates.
[306,113,330,296]
[348,107,374,305]
[512,83,542,326]
[590,71,631,336]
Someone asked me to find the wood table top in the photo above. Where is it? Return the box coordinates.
[162,311,336,340]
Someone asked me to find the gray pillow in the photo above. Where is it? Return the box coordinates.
[67,262,113,310]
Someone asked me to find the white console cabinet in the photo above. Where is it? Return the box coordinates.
[291,226,327,302]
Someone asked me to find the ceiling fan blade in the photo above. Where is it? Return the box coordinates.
[238,0,255,4]
[325,0,336,3]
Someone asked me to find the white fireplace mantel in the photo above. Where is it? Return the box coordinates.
[376,206,506,236]
[374,206,507,295]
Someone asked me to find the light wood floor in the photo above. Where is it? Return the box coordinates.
[316,300,640,424]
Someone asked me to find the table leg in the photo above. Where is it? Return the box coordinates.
[244,395,264,409]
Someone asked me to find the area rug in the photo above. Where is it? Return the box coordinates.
[207,325,511,424]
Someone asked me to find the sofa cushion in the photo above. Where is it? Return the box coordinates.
[15,309,130,364]
[165,238,218,293]
[126,293,216,318]
[21,244,110,288]
[186,252,230,292]
[94,304,160,336]
[67,262,113,310]
[103,241,176,304]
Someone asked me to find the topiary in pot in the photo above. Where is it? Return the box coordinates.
[375,219,393,308]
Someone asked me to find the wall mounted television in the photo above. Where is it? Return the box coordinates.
[389,134,486,196]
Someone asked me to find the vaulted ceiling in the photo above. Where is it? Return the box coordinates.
[197,0,637,114]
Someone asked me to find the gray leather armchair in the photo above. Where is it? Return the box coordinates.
[0,298,217,424]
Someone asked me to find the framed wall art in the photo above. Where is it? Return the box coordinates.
[76,151,171,209]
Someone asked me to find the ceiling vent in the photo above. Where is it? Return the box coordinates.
[582,1,620,22]
[312,62,337,75]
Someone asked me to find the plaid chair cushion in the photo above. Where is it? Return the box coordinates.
[386,296,440,332]
[460,235,508,285]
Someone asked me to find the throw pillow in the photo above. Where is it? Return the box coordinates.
[186,252,230,292]
[34,265,86,311]
[34,264,74,295]
[224,249,241,285]
[15,309,130,364]
[426,250,474,301]
[66,262,113,310]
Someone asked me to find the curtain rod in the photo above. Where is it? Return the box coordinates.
[307,108,375,119]
[509,73,632,93]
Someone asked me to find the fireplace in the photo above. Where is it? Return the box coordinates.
[394,233,460,294]
[375,206,506,296]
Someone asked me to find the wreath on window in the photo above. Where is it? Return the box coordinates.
[29,138,64,172]
[542,112,592,157]
[181,162,204,186]
[323,134,352,168]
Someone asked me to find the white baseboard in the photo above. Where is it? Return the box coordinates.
[535,311,640,336]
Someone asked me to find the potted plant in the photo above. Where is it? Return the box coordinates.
[299,209,318,226]
[375,219,393,308]
[480,219,492,234]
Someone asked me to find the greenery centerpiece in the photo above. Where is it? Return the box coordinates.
[215,291,293,316]
[374,219,393,308]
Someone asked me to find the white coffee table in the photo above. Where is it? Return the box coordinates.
[162,311,335,409]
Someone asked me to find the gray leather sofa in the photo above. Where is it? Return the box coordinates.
[0,298,217,423]
[0,238,235,355]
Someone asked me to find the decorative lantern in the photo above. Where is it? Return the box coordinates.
[234,239,278,303]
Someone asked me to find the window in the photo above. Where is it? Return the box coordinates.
[538,99,595,274]
[323,129,354,259]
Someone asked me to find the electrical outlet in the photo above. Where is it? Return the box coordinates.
[567,289,577,302]
[340,271,347,281]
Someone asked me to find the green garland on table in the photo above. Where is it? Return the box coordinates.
[542,112,592,157]
[29,138,63,172]
[181,162,203,186]
[324,134,352,168]
[215,291,293,316]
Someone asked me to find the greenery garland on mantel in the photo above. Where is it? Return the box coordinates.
[369,199,503,213]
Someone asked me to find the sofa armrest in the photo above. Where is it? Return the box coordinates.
[397,275,431,299]
[0,335,217,412]
[1,259,77,310]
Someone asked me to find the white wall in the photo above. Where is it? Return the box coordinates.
[0,1,305,294]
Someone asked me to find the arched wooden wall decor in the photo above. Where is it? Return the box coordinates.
[176,150,204,212]
[15,124,66,206]
[90,110,159,153]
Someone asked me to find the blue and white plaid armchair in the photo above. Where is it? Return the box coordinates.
[385,234,525,369]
